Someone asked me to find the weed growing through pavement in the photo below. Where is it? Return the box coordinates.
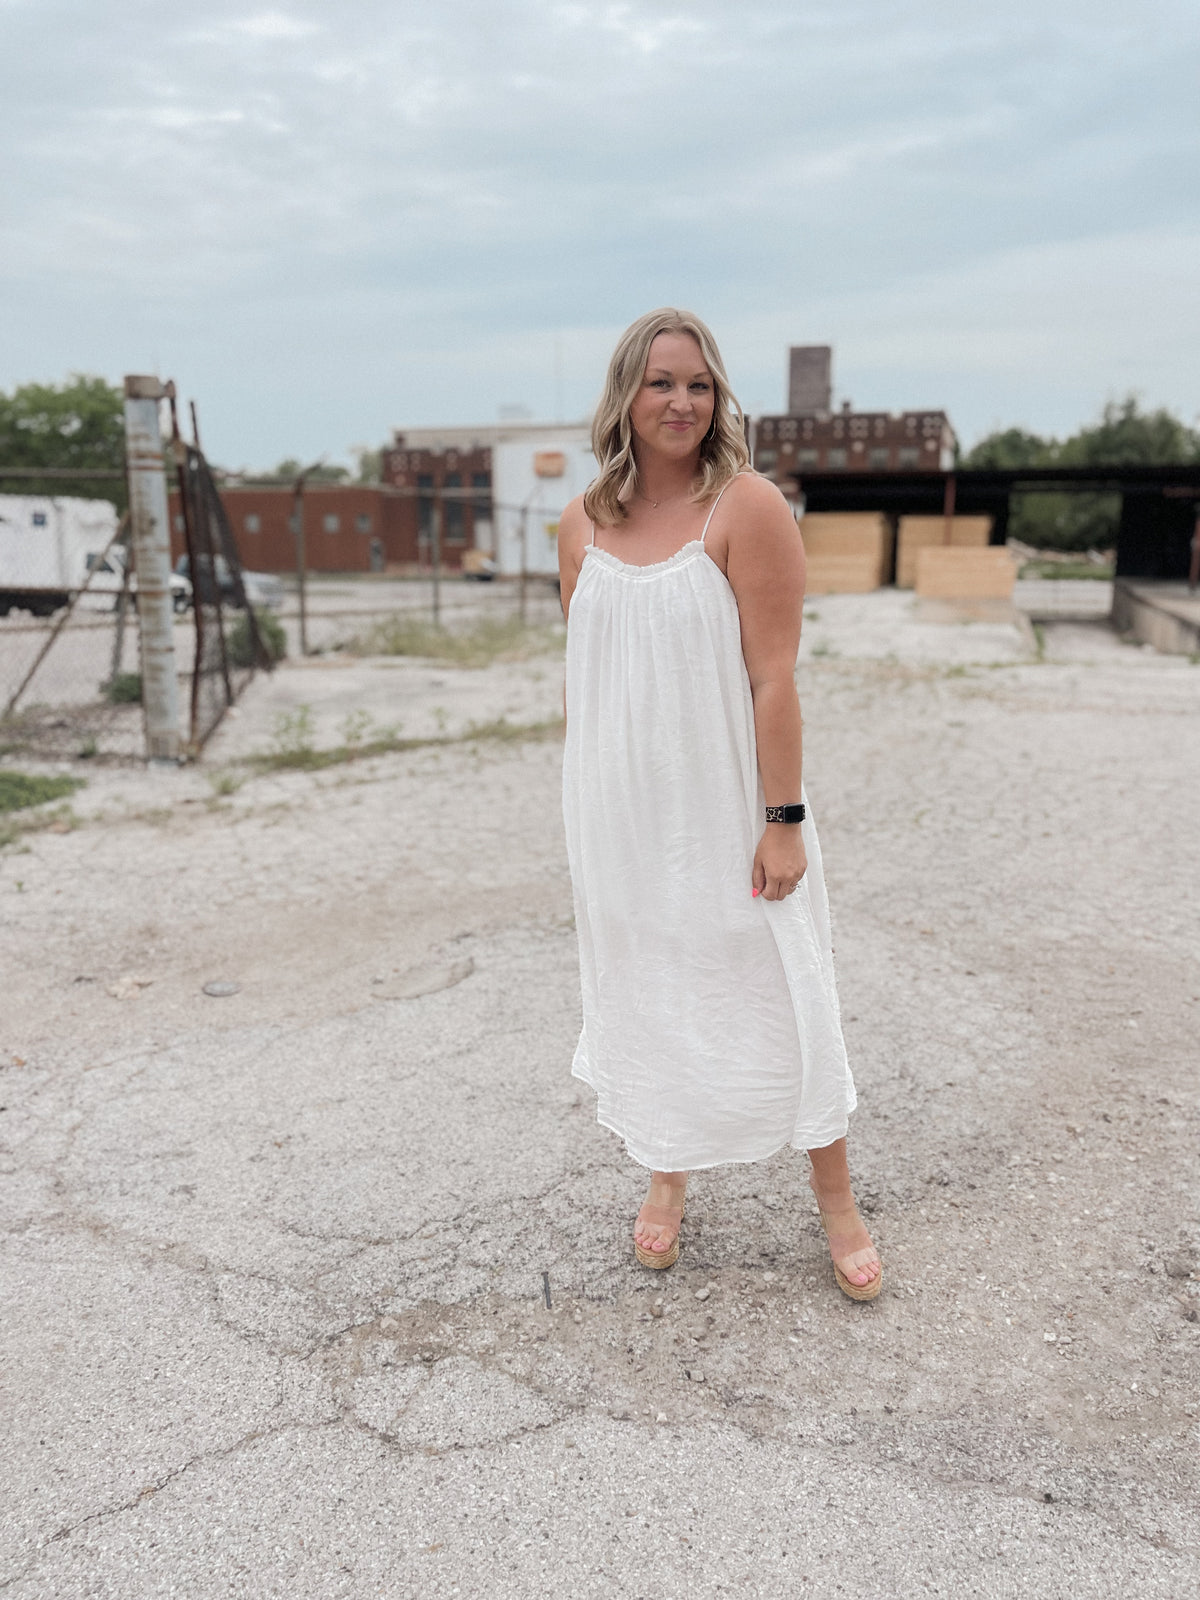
[340,709,378,751]
[270,705,316,765]
[0,802,80,849]
[247,715,563,775]
[207,769,246,798]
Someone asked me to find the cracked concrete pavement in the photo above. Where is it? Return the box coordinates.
[2,597,1199,1597]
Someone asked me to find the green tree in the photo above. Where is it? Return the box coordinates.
[964,397,1200,552]
[256,458,349,485]
[0,375,126,507]
[351,446,383,484]
[961,426,1053,471]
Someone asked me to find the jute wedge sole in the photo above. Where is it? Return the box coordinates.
[634,1235,681,1270]
[815,1204,883,1302]
[633,1200,685,1270]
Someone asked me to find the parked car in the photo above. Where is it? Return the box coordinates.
[461,548,498,582]
[86,546,192,613]
[174,554,285,611]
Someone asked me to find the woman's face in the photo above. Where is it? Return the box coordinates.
[628,331,716,462]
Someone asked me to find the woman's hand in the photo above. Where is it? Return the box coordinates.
[753,825,808,901]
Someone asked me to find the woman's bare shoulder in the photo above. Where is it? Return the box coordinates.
[559,493,591,535]
[558,494,591,566]
[724,470,794,522]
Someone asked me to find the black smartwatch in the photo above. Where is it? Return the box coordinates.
[765,803,806,824]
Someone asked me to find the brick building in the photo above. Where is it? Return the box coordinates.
[167,484,417,573]
[381,436,493,569]
[754,403,957,482]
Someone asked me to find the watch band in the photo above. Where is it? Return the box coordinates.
[765,803,806,824]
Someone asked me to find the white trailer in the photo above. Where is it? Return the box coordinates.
[0,494,190,615]
[490,426,595,577]
[0,495,120,615]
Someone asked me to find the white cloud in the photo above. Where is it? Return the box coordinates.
[221,10,320,41]
[0,0,1196,464]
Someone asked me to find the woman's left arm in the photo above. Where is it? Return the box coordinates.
[724,477,808,902]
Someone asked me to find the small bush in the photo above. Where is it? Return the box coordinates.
[104,671,142,704]
[228,608,287,669]
[0,771,84,814]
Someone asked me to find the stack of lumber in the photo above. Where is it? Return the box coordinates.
[914,545,1018,599]
[799,513,892,593]
[896,515,992,588]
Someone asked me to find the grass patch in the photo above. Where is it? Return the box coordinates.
[246,713,563,774]
[1019,560,1114,580]
[344,613,563,668]
[0,770,84,814]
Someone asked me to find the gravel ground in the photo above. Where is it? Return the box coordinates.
[2,595,1198,1599]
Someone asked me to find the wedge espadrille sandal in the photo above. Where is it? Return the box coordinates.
[812,1192,883,1302]
[633,1181,687,1270]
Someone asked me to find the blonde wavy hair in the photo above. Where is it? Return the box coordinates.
[583,307,750,526]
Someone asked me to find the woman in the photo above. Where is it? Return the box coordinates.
[558,308,881,1300]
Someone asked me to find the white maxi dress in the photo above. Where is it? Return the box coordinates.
[562,487,856,1172]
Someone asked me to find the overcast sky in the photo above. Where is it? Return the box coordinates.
[2,0,1197,469]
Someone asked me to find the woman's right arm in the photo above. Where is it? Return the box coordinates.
[556,497,589,725]
[557,495,589,621]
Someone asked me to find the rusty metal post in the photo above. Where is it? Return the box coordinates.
[123,376,180,761]
[430,494,443,627]
[942,473,957,545]
[519,505,529,625]
[292,477,309,656]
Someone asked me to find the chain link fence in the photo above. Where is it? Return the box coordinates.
[1,443,274,762]
[0,515,166,762]
[173,443,272,751]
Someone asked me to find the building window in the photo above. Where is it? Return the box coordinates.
[32,510,47,527]
[797,449,819,470]
[323,513,340,534]
[472,473,490,516]
[868,448,891,470]
[173,514,185,532]
[756,448,778,472]
[897,447,919,468]
[827,448,847,470]
[245,513,261,533]
[444,473,464,542]
[355,512,371,533]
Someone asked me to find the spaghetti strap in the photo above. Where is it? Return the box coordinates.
[699,474,741,546]
[586,521,597,548]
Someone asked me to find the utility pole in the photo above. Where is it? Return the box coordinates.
[430,491,443,627]
[519,505,529,624]
[291,459,324,656]
[123,376,180,762]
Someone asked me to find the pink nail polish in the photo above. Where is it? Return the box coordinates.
[751,888,759,897]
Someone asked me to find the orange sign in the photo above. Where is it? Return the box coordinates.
[534,451,566,478]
